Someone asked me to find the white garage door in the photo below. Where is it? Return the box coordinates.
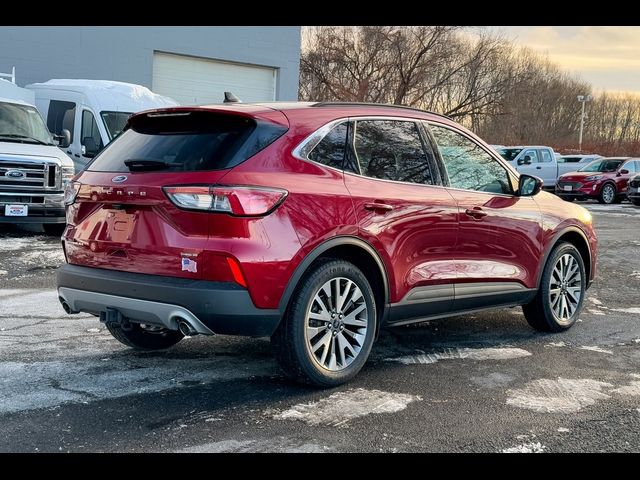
[152,52,277,106]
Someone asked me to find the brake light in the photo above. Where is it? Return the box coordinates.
[163,185,287,216]
[64,181,81,206]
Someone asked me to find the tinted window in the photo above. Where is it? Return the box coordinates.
[540,149,553,163]
[81,110,104,156]
[88,111,287,173]
[307,122,347,170]
[623,161,636,173]
[429,124,512,194]
[47,100,75,139]
[354,120,434,185]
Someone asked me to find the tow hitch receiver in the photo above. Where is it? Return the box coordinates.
[100,308,131,330]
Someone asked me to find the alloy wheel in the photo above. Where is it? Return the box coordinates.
[305,277,369,371]
[549,253,582,324]
[602,184,615,204]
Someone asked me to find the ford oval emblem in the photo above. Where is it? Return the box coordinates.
[5,169,25,179]
[112,175,128,183]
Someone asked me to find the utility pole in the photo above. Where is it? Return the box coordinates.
[577,94,592,151]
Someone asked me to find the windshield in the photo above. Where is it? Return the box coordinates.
[101,111,132,141]
[579,159,623,173]
[497,148,523,161]
[0,101,53,145]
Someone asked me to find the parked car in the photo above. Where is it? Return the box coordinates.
[26,79,179,172]
[57,102,597,386]
[496,146,563,188]
[0,93,74,235]
[556,157,639,204]
[627,174,640,206]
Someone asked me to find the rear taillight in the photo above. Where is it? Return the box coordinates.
[163,185,288,216]
[64,181,81,206]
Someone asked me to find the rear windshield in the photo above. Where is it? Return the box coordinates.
[87,111,287,173]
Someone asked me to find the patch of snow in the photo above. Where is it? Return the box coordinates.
[612,381,640,396]
[630,271,640,280]
[589,298,603,306]
[579,346,613,355]
[86,328,100,333]
[387,347,531,365]
[506,378,613,413]
[611,307,640,315]
[546,342,566,348]
[502,442,546,453]
[273,388,421,427]
[178,438,331,453]
[587,309,605,316]
[557,427,570,433]
[0,269,7,276]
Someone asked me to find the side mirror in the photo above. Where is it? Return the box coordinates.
[619,169,629,175]
[82,137,98,158]
[58,129,71,149]
[518,155,532,166]
[518,174,543,197]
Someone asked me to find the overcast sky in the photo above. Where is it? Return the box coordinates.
[491,26,640,94]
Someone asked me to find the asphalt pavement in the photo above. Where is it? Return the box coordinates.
[1,202,639,452]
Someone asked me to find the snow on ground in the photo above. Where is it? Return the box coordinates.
[579,346,614,354]
[506,378,613,413]
[386,347,531,365]
[272,388,421,427]
[502,442,546,453]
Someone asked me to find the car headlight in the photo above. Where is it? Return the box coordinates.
[62,166,76,187]
[584,175,602,181]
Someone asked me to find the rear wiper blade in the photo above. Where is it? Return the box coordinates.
[0,134,50,145]
[123,159,183,171]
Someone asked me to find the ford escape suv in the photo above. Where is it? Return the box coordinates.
[57,102,597,387]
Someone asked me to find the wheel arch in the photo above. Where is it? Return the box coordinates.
[278,236,390,326]
[537,227,592,288]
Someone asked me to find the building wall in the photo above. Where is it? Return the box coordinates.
[0,26,300,100]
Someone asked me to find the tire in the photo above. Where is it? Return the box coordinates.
[631,199,640,207]
[106,322,184,350]
[271,258,377,387]
[523,242,586,332]
[561,196,575,202]
[43,223,66,236]
[598,183,616,204]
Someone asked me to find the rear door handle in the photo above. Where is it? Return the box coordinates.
[74,154,80,158]
[536,166,542,169]
[465,207,487,219]
[364,202,394,213]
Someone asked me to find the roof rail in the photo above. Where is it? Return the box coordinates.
[311,101,451,120]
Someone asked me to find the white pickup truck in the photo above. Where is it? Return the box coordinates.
[495,146,591,189]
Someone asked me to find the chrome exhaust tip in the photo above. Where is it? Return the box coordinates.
[177,318,198,337]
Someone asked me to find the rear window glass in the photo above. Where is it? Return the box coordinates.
[87,111,287,173]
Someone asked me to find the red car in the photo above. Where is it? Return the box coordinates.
[57,102,597,386]
[556,157,640,204]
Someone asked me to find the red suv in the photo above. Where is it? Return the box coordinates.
[556,157,640,204]
[57,102,597,386]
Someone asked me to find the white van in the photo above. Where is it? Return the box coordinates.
[26,80,179,171]
[0,93,75,235]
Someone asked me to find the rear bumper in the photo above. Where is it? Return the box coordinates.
[56,264,281,337]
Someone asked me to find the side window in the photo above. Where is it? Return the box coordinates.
[523,149,539,163]
[540,149,553,163]
[47,100,76,139]
[307,122,348,170]
[354,120,435,185]
[429,124,512,195]
[81,110,104,157]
